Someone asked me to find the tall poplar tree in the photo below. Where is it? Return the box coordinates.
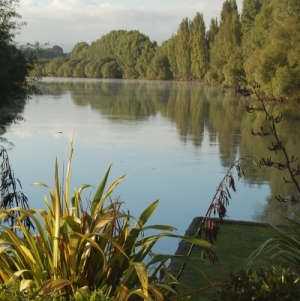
[206,0,243,86]
[241,0,263,58]
[189,12,209,80]
[166,35,179,79]
[175,18,191,80]
[206,18,219,49]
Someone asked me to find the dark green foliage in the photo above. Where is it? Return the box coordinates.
[71,30,157,79]
[58,59,81,77]
[84,58,118,78]
[0,44,28,104]
[84,59,103,78]
[206,18,219,49]
[206,0,242,86]
[73,59,89,77]
[44,56,68,76]
[213,268,300,301]
[147,54,172,80]
[0,0,40,108]
[0,0,35,140]
[243,0,300,98]
[241,0,262,41]
[0,281,112,301]
[189,13,209,80]
[115,30,156,78]
[70,42,90,60]
[166,35,179,79]
[174,18,191,80]
[101,60,122,78]
[39,45,66,59]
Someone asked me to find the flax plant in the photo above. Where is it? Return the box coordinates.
[0,137,212,300]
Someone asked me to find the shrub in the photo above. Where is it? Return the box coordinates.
[213,267,300,301]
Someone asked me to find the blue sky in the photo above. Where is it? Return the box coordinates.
[17,0,243,53]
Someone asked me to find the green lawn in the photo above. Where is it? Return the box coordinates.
[169,218,290,300]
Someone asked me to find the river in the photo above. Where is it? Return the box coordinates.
[3,77,300,254]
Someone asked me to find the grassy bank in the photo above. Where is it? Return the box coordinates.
[170,218,291,300]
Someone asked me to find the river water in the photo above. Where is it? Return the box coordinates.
[3,77,300,254]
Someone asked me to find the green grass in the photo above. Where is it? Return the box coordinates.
[170,218,292,301]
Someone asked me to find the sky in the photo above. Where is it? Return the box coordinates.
[16,0,243,53]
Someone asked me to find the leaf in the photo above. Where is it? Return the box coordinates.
[133,262,148,297]
[38,279,71,295]
[225,186,232,200]
[0,246,8,253]
[7,270,31,285]
[91,164,112,215]
[20,279,32,291]
[124,200,159,255]
[20,245,36,264]
[130,288,153,301]
[93,173,127,216]
[148,285,164,301]
[143,225,177,232]
[115,284,130,301]
[229,177,236,192]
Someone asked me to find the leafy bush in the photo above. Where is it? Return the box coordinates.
[0,279,112,301]
[213,267,300,301]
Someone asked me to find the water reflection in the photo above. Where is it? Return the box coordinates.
[0,99,27,147]
[16,78,300,224]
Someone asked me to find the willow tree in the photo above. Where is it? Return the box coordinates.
[58,59,81,77]
[189,12,209,80]
[147,54,172,80]
[115,30,156,78]
[44,57,67,76]
[69,42,90,60]
[135,40,157,79]
[206,0,243,86]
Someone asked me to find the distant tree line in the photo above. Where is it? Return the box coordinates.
[38,0,300,99]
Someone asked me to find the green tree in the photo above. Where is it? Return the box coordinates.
[0,0,39,105]
[206,0,242,86]
[190,12,209,80]
[175,18,191,80]
[101,60,122,78]
[135,40,157,78]
[84,59,103,78]
[166,35,179,79]
[72,59,89,77]
[116,30,156,78]
[206,18,219,49]
[243,0,300,99]
[147,54,172,80]
[44,56,67,76]
[69,41,89,60]
[58,59,80,77]
[241,0,263,58]
[84,57,114,78]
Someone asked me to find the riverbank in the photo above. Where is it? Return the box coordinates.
[169,217,289,300]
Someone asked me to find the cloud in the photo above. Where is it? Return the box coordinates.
[16,0,243,52]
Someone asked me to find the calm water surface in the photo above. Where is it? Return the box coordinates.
[4,78,300,254]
